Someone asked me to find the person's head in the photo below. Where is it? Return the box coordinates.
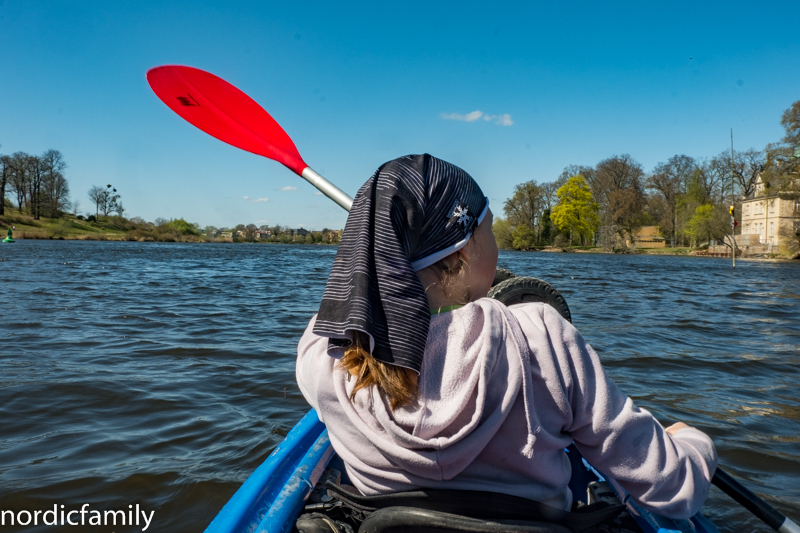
[314,154,492,408]
[416,208,497,310]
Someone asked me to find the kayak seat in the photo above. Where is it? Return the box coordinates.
[358,506,572,533]
[317,481,623,533]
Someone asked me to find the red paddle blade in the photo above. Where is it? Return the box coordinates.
[147,65,307,176]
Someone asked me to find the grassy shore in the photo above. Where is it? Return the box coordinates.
[0,209,211,242]
[0,209,338,244]
[531,245,799,259]
[1,211,126,240]
[533,245,693,255]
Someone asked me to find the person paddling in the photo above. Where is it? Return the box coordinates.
[296,154,717,518]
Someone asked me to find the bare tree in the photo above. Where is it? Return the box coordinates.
[87,184,121,218]
[504,181,543,229]
[647,155,696,247]
[593,155,644,195]
[608,188,646,243]
[689,157,727,205]
[727,149,766,199]
[8,152,30,214]
[0,154,10,216]
[26,155,46,219]
[40,149,70,217]
[763,99,800,191]
[88,186,105,218]
[559,165,594,186]
[592,155,645,226]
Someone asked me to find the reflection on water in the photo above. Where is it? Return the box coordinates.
[1,242,798,532]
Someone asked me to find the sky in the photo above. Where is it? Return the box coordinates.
[2,0,799,230]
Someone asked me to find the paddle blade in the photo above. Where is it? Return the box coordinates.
[147,65,307,175]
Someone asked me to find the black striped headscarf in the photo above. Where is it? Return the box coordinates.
[313,154,489,372]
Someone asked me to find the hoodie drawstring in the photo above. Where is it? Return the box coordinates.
[495,301,543,460]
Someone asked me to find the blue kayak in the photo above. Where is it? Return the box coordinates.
[204,409,721,533]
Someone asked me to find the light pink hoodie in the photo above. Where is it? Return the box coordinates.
[296,299,717,519]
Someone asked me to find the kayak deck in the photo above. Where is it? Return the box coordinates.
[204,409,720,533]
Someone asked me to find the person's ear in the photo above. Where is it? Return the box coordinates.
[457,235,477,263]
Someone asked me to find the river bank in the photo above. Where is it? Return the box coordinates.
[4,212,797,259]
[0,211,338,244]
[532,245,800,260]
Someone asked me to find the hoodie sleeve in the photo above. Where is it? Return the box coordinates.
[526,304,717,519]
[296,314,330,420]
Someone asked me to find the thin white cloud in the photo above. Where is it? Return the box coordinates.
[496,113,514,126]
[313,191,324,195]
[279,186,298,191]
[243,196,269,203]
[440,110,513,126]
[441,110,483,122]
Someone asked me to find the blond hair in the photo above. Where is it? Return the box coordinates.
[339,331,418,409]
[338,253,467,410]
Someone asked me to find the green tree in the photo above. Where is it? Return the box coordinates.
[165,218,200,235]
[491,217,514,249]
[551,175,599,245]
[685,204,729,246]
[511,226,536,250]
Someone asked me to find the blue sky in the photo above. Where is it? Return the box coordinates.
[2,1,799,230]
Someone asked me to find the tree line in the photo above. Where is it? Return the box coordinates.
[0,149,71,218]
[495,99,800,250]
[0,148,342,244]
[203,224,341,244]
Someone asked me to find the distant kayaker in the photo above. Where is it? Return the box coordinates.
[297,154,717,519]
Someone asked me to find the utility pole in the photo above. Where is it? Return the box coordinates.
[730,129,736,268]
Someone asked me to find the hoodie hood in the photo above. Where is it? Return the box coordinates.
[331,298,535,481]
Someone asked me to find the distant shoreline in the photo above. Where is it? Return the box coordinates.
[501,246,799,261]
[0,211,341,245]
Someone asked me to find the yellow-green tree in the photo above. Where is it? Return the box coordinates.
[685,204,729,247]
[551,175,599,245]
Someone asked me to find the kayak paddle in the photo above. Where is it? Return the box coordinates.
[146,64,799,532]
[146,65,353,212]
[712,468,799,532]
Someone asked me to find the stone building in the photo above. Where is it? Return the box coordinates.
[740,175,800,251]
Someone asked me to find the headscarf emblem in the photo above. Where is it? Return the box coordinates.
[447,200,477,234]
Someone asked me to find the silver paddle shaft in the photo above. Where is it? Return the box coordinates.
[301,167,353,212]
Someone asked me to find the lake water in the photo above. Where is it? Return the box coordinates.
[1,241,798,532]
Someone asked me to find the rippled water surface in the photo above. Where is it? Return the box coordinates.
[1,242,798,532]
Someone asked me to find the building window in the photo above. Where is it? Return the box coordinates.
[769,201,775,214]
[745,205,749,215]
[795,200,800,213]
[770,222,774,237]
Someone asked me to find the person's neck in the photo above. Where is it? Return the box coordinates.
[425,291,467,311]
